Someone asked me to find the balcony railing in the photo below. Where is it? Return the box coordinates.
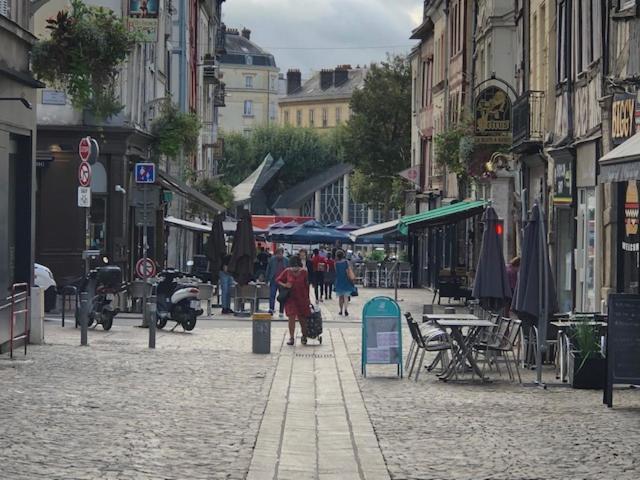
[512,90,545,147]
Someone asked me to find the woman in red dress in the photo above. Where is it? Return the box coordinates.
[276,255,310,345]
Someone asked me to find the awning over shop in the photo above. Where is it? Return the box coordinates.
[397,200,487,235]
[349,220,400,242]
[158,170,225,213]
[599,132,640,183]
[164,216,268,235]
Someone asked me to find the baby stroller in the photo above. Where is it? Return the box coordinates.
[306,305,323,344]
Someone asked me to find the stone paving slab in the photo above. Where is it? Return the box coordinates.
[341,325,640,480]
[0,324,284,480]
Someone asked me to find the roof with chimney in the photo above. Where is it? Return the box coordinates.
[220,28,277,68]
[280,67,367,103]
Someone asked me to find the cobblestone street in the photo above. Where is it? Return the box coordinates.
[1,288,640,479]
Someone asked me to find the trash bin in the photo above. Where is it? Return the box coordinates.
[252,312,272,354]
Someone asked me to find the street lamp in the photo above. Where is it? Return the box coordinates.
[0,97,33,109]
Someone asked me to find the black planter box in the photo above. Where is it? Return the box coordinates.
[568,352,605,389]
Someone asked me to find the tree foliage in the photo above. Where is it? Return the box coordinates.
[31,0,138,119]
[188,176,235,217]
[343,55,412,218]
[218,125,345,190]
[150,99,202,159]
[433,119,474,178]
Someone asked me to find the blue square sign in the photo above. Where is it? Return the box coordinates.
[135,162,156,184]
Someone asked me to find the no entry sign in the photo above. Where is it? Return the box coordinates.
[135,258,157,279]
[79,137,91,162]
[78,162,92,187]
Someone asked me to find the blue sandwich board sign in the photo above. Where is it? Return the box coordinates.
[361,296,402,378]
[135,162,156,184]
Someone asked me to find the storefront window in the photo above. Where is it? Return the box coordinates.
[89,197,107,251]
[555,207,573,312]
[577,188,596,311]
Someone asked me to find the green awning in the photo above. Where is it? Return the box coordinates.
[397,200,487,235]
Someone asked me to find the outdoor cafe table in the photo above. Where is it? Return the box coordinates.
[424,314,495,381]
[551,320,608,383]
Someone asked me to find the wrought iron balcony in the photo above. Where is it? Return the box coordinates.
[512,90,545,149]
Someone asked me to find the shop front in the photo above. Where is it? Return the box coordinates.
[599,132,640,297]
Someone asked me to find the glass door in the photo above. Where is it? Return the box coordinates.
[555,207,574,312]
[576,188,597,311]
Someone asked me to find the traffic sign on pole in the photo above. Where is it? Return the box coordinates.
[78,186,91,207]
[78,162,92,187]
[79,137,91,162]
[135,163,156,183]
[136,258,157,279]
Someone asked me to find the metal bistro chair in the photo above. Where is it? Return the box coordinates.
[234,284,257,316]
[364,262,380,288]
[398,262,412,288]
[352,262,365,286]
[197,283,215,316]
[476,317,523,382]
[404,313,452,381]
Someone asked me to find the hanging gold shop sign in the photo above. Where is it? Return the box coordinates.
[474,86,512,144]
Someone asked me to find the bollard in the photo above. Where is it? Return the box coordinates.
[252,312,272,354]
[80,291,88,346]
[148,296,156,349]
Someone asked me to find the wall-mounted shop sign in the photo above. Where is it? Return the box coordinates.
[623,181,640,252]
[611,93,636,146]
[474,86,512,144]
[554,155,573,205]
[127,0,159,43]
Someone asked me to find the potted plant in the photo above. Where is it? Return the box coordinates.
[567,322,605,389]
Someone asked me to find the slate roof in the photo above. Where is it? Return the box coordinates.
[271,163,354,209]
[220,31,276,67]
[280,68,366,103]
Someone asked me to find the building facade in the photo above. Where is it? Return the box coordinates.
[218,27,279,135]
[32,0,226,283]
[0,0,42,350]
[279,66,365,131]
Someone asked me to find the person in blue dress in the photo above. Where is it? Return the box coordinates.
[334,249,355,316]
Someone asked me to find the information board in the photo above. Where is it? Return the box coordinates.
[604,294,640,407]
[361,296,402,378]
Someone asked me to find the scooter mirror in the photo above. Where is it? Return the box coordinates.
[186,260,194,267]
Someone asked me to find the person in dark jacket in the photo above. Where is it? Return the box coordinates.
[266,248,289,317]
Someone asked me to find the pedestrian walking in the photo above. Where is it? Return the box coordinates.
[299,248,313,272]
[311,248,328,303]
[219,254,234,314]
[324,253,336,300]
[334,249,355,316]
[266,247,289,317]
[276,255,310,346]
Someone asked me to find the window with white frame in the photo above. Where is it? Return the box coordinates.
[245,75,253,88]
[284,110,290,124]
[322,108,328,127]
[556,0,569,83]
[296,109,302,126]
[244,100,253,116]
[576,0,601,74]
[335,107,342,124]
[309,109,315,127]
[269,102,276,120]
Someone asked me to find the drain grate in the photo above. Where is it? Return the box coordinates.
[294,353,335,358]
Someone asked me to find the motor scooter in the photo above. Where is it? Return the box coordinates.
[155,269,203,331]
[76,263,122,331]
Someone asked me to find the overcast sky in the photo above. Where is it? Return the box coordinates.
[222,0,422,76]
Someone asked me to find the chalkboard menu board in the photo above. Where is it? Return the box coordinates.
[604,294,640,407]
[361,296,402,378]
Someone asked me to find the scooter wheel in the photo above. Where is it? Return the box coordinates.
[156,314,167,330]
[182,314,197,331]
[102,312,113,331]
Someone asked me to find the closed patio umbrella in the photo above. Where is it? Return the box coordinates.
[206,213,226,284]
[228,208,256,286]
[472,206,511,312]
[512,203,558,385]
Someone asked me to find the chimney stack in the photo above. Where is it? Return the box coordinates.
[320,69,334,90]
[334,65,351,87]
[241,27,251,40]
[287,69,302,95]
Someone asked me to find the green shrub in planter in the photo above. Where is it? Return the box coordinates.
[568,323,605,389]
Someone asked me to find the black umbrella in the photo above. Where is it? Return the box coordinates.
[206,213,226,284]
[512,203,558,384]
[228,208,256,286]
[472,206,511,312]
